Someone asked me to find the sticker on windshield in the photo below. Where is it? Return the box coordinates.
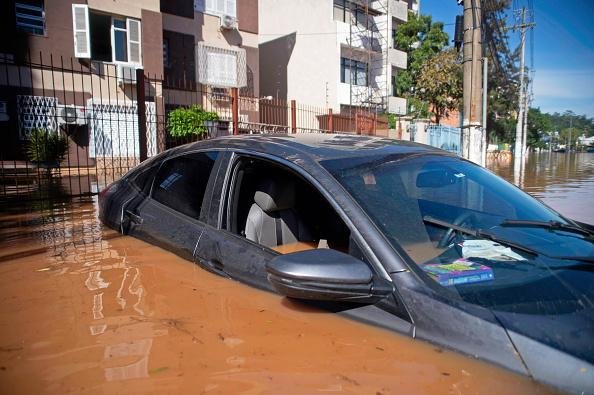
[454,173,466,178]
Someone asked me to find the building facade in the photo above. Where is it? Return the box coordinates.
[0,0,258,164]
[258,0,415,116]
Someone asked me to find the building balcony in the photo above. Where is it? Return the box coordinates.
[389,0,409,22]
[388,47,407,69]
[388,96,407,115]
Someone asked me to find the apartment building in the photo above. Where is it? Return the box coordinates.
[0,0,258,163]
[160,0,259,101]
[258,0,415,116]
[0,0,164,163]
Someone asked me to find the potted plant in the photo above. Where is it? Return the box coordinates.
[166,105,219,143]
[25,128,69,176]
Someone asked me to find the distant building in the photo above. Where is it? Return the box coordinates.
[258,0,416,116]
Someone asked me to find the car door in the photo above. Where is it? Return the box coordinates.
[126,150,222,262]
[196,151,416,335]
[193,153,276,287]
[195,153,380,290]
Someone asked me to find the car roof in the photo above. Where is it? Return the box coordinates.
[176,133,450,162]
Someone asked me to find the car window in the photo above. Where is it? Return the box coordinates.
[225,157,369,262]
[321,153,594,316]
[129,163,160,195]
[152,151,219,219]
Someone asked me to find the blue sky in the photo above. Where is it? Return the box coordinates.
[421,0,594,118]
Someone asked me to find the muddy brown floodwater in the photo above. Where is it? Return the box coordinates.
[0,197,559,394]
[488,152,594,225]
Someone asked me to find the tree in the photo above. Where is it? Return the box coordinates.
[415,49,462,124]
[526,107,552,149]
[393,11,449,117]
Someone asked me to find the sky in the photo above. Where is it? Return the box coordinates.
[421,0,594,118]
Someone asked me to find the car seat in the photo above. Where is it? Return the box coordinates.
[245,178,312,248]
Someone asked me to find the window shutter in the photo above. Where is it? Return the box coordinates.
[72,5,90,58]
[225,0,236,17]
[127,18,142,65]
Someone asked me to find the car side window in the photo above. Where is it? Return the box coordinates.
[225,157,370,263]
[152,151,219,219]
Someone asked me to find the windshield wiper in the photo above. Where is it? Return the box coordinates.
[422,216,538,256]
[499,219,593,237]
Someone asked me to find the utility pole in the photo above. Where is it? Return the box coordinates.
[522,85,529,155]
[462,0,483,164]
[481,56,488,166]
[511,7,535,165]
[568,115,573,151]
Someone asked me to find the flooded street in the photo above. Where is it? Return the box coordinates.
[0,197,557,394]
[488,152,594,224]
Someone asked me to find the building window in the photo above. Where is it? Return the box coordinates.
[392,74,397,96]
[333,0,367,27]
[341,57,367,87]
[163,38,170,68]
[15,1,45,35]
[197,43,246,88]
[112,18,128,62]
[88,13,141,63]
[195,0,236,17]
[72,5,141,64]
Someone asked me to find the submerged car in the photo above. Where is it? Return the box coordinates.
[99,134,594,394]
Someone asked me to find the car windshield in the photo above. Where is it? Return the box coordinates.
[322,153,594,315]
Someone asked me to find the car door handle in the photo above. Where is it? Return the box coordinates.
[124,210,143,225]
[202,258,226,275]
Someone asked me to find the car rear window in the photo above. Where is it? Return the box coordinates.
[152,151,219,219]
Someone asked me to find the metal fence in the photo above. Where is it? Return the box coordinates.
[427,124,462,155]
[0,54,389,201]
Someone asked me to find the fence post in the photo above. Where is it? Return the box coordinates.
[231,87,239,135]
[328,108,333,133]
[136,68,148,162]
[291,100,296,134]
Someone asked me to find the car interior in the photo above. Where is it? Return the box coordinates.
[226,158,355,256]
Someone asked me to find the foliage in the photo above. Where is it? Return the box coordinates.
[416,49,462,124]
[526,107,552,148]
[483,0,521,144]
[387,113,396,129]
[526,108,594,148]
[25,128,69,166]
[167,105,219,138]
[393,11,449,116]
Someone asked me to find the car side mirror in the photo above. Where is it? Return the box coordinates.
[266,249,394,304]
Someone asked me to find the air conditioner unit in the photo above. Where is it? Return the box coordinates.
[220,14,237,30]
[117,64,137,86]
[58,105,87,125]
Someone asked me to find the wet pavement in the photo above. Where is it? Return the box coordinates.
[488,152,594,224]
[0,197,558,394]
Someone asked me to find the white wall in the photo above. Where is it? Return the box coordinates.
[259,0,339,110]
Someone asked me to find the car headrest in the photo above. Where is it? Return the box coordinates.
[254,179,296,213]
